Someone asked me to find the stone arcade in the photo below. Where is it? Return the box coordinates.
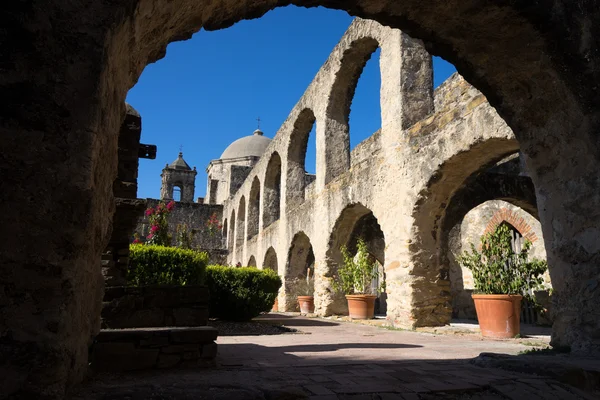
[212,19,551,324]
[2,1,599,398]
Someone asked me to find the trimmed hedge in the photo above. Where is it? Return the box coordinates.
[206,265,282,321]
[128,244,209,286]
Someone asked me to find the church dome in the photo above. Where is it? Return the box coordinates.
[169,152,192,170]
[220,129,271,159]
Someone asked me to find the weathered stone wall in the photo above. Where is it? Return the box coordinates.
[136,199,224,253]
[206,157,258,205]
[448,200,549,319]
[229,165,252,198]
[103,105,147,287]
[220,20,520,330]
[101,285,209,329]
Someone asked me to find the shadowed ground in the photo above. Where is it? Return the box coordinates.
[73,315,599,399]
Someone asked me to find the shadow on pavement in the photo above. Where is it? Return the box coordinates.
[256,314,340,327]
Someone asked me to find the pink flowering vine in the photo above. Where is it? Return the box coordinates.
[206,212,223,237]
[145,200,175,246]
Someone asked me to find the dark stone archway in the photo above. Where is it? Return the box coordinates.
[262,152,282,228]
[284,232,315,311]
[2,1,600,397]
[263,247,279,272]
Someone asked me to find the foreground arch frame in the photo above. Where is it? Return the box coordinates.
[2,1,600,397]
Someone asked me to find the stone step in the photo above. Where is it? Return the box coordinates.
[91,326,218,372]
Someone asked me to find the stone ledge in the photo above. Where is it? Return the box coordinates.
[102,285,210,329]
[91,327,218,372]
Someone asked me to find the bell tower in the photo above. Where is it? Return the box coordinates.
[160,152,197,202]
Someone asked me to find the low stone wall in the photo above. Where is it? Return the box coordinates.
[102,285,209,329]
[91,327,218,371]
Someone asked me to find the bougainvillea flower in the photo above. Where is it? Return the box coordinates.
[145,208,154,216]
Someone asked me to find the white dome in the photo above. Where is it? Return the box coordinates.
[220,129,271,159]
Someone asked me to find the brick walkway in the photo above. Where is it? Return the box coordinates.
[74,315,598,399]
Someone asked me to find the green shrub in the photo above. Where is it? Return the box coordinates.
[206,265,282,321]
[128,244,209,286]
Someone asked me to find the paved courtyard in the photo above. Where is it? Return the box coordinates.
[74,315,598,399]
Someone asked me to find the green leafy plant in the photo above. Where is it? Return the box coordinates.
[290,267,315,297]
[333,238,384,295]
[206,265,282,321]
[456,224,547,297]
[127,244,208,286]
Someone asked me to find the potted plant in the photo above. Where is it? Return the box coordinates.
[294,268,315,314]
[456,224,547,338]
[334,238,384,319]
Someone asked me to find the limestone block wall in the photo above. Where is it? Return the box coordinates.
[448,200,549,319]
[136,199,223,253]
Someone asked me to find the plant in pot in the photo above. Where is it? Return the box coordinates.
[334,238,384,319]
[456,224,548,338]
[293,267,315,314]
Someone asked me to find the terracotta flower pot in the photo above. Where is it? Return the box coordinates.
[472,294,522,338]
[272,297,278,312]
[298,296,315,314]
[346,294,377,319]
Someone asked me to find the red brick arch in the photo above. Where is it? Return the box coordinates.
[484,208,538,243]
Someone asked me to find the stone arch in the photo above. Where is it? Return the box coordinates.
[324,203,386,315]
[284,232,315,311]
[484,208,538,243]
[247,176,260,239]
[448,200,550,321]
[323,37,380,184]
[248,255,257,267]
[5,2,600,395]
[263,152,282,228]
[172,183,183,201]
[236,196,246,248]
[286,109,316,208]
[229,210,235,254]
[407,137,520,327]
[263,246,280,312]
[263,246,278,273]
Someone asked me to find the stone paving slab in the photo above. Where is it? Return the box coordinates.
[73,316,599,399]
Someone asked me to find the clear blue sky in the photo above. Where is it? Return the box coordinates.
[127,6,456,200]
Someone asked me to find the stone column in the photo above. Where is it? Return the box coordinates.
[379,31,433,149]
[315,114,350,192]
[521,132,600,353]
